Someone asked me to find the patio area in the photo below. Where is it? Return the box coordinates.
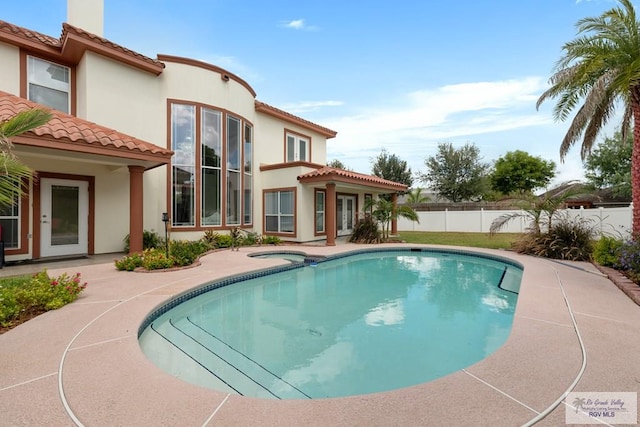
[1,243,639,426]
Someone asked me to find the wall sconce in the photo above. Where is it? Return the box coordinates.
[162,212,169,257]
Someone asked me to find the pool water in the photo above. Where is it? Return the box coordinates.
[139,250,522,399]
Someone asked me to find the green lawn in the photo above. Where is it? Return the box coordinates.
[398,231,522,250]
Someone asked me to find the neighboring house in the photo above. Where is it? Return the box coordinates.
[0,0,406,262]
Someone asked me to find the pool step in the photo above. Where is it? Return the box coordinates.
[151,318,310,399]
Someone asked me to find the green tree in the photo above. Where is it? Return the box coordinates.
[371,149,413,189]
[536,0,640,234]
[364,196,419,240]
[0,109,52,205]
[327,159,350,170]
[490,150,556,195]
[584,132,632,198]
[419,142,489,202]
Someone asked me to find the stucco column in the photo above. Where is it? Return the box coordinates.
[128,165,145,254]
[326,183,336,246]
[391,193,398,236]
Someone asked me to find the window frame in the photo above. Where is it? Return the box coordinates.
[25,54,73,114]
[314,189,326,235]
[263,188,296,236]
[284,130,311,162]
[169,100,253,230]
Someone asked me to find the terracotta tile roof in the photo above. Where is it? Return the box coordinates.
[0,20,164,75]
[0,20,61,47]
[255,101,337,139]
[60,23,164,72]
[0,91,172,164]
[298,166,408,191]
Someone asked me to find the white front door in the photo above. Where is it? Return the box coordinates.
[40,178,89,257]
[336,195,356,236]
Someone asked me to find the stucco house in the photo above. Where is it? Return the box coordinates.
[0,0,407,262]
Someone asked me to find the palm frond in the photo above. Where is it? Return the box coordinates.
[0,154,32,205]
[0,109,52,152]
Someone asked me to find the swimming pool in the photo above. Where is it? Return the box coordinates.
[139,248,522,399]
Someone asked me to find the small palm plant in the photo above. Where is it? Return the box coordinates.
[365,196,419,241]
[489,184,583,235]
[0,108,52,204]
[405,187,430,206]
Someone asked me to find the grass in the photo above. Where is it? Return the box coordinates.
[398,231,522,250]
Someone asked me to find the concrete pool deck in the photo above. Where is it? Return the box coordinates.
[1,243,639,426]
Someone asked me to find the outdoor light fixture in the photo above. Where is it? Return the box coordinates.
[162,212,169,257]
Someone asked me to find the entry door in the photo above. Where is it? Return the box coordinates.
[40,178,88,257]
[336,195,356,236]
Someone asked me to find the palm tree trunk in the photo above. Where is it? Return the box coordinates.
[632,94,640,236]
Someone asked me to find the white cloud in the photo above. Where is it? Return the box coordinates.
[280,100,344,114]
[313,76,594,184]
[281,19,318,31]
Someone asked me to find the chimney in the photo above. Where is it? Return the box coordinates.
[67,0,104,36]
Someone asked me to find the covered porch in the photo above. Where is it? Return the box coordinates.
[297,166,408,246]
[0,92,172,260]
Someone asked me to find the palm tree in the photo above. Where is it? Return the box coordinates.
[0,108,52,205]
[489,184,584,235]
[365,196,419,240]
[536,0,640,235]
[405,187,430,205]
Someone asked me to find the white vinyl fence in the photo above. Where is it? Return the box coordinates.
[397,205,633,239]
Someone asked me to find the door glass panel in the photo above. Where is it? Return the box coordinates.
[337,198,344,231]
[51,185,79,246]
[346,199,354,229]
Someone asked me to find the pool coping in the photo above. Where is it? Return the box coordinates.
[1,243,639,426]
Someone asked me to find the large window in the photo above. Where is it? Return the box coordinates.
[285,132,309,162]
[27,56,70,113]
[315,190,325,234]
[226,116,241,226]
[243,123,252,224]
[171,102,252,228]
[0,195,19,249]
[265,190,295,234]
[172,104,196,226]
[201,109,222,226]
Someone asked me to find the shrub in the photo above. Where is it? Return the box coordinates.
[349,215,381,244]
[140,248,174,270]
[593,236,624,267]
[123,230,164,252]
[202,230,220,249]
[511,217,595,261]
[115,252,143,271]
[618,238,640,282]
[170,240,210,266]
[1,271,88,327]
[215,234,233,248]
[262,235,281,245]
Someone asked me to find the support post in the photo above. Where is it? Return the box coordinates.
[128,165,145,254]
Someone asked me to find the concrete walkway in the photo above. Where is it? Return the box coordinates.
[1,244,639,426]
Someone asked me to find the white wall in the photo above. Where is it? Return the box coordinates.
[0,42,21,95]
[397,206,633,239]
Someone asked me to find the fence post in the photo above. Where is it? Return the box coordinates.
[445,208,448,232]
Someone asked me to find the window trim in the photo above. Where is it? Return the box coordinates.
[263,187,297,236]
[1,187,29,256]
[314,189,326,235]
[284,129,311,163]
[167,99,253,230]
[21,52,76,115]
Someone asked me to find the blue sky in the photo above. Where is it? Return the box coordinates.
[2,0,624,186]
